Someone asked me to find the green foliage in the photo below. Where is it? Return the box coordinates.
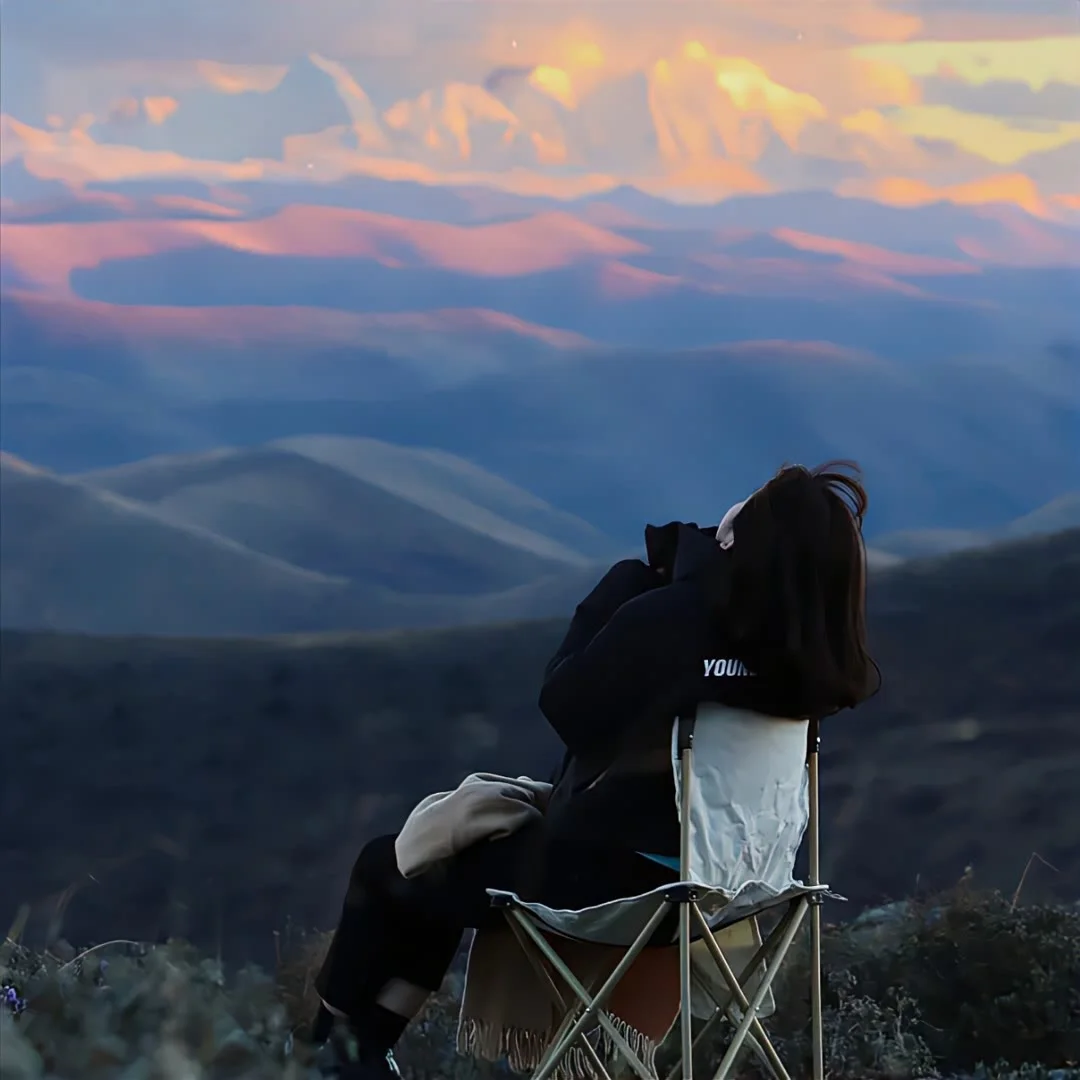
[832,891,1080,1071]
[966,1065,1080,1080]
[3,891,1078,1079]
[803,970,939,1079]
[670,890,1079,1080]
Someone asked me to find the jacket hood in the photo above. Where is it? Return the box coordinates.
[672,523,724,583]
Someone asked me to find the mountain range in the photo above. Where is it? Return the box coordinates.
[0,442,613,636]
[2,118,1078,547]
[2,287,1077,543]
[2,439,1076,636]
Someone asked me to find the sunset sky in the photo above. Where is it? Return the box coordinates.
[2,0,1078,219]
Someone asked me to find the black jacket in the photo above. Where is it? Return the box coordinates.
[538,524,808,860]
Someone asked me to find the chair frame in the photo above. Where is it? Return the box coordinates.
[488,714,827,1080]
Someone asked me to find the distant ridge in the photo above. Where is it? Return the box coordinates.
[1,446,614,635]
[872,492,1080,560]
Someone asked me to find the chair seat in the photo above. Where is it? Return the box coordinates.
[488,881,834,949]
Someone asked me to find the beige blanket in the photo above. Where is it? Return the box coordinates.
[395,774,680,1080]
[395,773,553,878]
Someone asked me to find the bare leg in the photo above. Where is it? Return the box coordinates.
[376,978,431,1019]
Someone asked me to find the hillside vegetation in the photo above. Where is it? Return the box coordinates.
[2,529,1077,971]
[3,888,1079,1080]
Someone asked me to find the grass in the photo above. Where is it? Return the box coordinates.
[4,886,1077,1080]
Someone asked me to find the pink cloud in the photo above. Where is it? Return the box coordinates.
[1,290,593,351]
[772,227,980,276]
[0,205,649,295]
[143,96,179,125]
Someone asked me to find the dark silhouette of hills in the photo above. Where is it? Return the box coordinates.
[1,528,1076,966]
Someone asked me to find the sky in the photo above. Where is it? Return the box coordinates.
[2,0,1079,218]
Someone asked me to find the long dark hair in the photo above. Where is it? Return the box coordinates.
[724,460,881,717]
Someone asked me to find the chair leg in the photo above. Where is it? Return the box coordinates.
[665,903,802,1080]
[810,901,824,1080]
[710,902,808,1080]
[502,916,615,1080]
[690,905,793,1080]
[743,1031,785,1080]
[687,970,782,1080]
[679,902,694,1080]
[510,904,671,1080]
[531,1009,618,1080]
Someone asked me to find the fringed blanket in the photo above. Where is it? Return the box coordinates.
[396,774,680,1080]
[457,924,679,1080]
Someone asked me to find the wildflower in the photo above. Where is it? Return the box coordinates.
[2,983,28,1015]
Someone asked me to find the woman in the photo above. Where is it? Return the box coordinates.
[311,461,881,1078]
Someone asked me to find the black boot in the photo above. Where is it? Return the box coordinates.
[314,1023,402,1079]
[313,1007,407,1080]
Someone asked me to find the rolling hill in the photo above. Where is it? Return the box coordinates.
[0,451,361,636]
[0,449,610,635]
[204,340,1073,540]
[3,293,1076,542]
[77,442,601,589]
[871,491,1080,559]
[1,528,1077,967]
[5,437,1077,635]
[81,435,612,568]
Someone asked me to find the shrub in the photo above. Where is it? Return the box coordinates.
[2,890,1077,1080]
[685,889,1079,1080]
[832,890,1080,1071]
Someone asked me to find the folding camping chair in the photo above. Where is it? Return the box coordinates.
[487,705,831,1080]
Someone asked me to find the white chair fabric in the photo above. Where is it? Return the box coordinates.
[497,706,818,950]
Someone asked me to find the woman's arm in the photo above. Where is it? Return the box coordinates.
[540,568,679,758]
[543,559,662,681]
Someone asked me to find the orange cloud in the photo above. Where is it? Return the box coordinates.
[307,54,389,151]
[844,7,923,44]
[851,57,921,107]
[530,131,568,166]
[381,84,519,161]
[529,66,578,109]
[645,41,829,191]
[4,8,1075,221]
[442,83,519,160]
[2,115,267,186]
[855,173,1052,219]
[830,107,931,169]
[143,96,179,125]
[639,159,771,201]
[277,137,621,199]
[195,61,288,94]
